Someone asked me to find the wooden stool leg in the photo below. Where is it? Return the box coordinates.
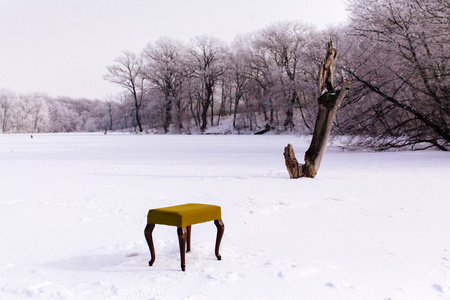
[177,227,187,271]
[214,220,224,260]
[186,225,191,253]
[144,224,156,266]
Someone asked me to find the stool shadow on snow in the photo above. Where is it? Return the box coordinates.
[43,253,147,272]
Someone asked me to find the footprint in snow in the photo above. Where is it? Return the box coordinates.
[327,198,344,202]
[433,283,448,293]
[325,281,356,290]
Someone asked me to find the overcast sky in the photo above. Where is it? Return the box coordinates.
[0,0,349,100]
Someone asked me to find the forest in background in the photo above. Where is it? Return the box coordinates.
[1,0,448,151]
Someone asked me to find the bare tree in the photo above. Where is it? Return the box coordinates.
[105,51,147,132]
[31,94,49,132]
[104,96,116,131]
[186,36,226,131]
[144,38,186,132]
[226,36,251,128]
[341,0,449,150]
[244,35,277,125]
[255,21,315,130]
[0,89,15,133]
[15,93,49,133]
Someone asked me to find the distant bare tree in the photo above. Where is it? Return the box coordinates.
[255,21,315,130]
[16,93,49,133]
[104,96,116,131]
[227,36,251,128]
[244,34,277,125]
[105,51,147,132]
[186,36,226,131]
[31,94,49,132]
[0,89,15,133]
[144,38,187,132]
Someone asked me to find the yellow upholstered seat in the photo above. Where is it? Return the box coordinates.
[147,203,221,227]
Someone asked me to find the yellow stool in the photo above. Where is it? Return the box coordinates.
[144,203,224,271]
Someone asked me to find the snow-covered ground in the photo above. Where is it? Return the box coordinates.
[0,133,449,299]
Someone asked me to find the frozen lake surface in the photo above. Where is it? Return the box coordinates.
[1,133,449,299]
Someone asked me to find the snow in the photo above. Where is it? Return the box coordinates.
[1,133,449,299]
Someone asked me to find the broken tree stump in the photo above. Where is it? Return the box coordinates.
[284,144,303,178]
[284,41,350,178]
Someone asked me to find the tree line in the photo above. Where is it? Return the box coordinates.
[2,0,448,150]
[104,22,321,135]
[0,90,111,133]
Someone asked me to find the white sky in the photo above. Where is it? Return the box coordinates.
[0,0,349,100]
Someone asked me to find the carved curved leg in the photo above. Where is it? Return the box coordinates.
[177,227,187,271]
[144,224,156,266]
[186,225,191,253]
[214,220,224,260]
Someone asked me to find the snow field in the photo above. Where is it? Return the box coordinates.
[0,133,449,299]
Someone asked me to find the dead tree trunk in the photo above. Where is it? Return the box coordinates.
[284,41,350,178]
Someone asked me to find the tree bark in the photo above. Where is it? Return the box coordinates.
[284,144,303,178]
[284,41,350,178]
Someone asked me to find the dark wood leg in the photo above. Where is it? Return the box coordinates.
[177,227,187,271]
[186,225,191,253]
[214,220,224,260]
[144,224,156,266]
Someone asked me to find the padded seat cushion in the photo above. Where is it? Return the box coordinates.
[147,203,221,227]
